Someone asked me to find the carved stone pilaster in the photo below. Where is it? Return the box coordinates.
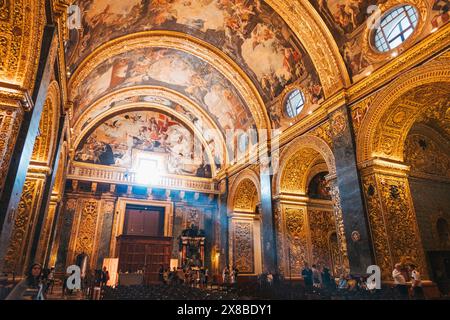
[361,160,429,280]
[2,173,46,274]
[328,180,350,275]
[34,199,59,265]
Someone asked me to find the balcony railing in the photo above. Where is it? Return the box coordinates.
[68,162,219,193]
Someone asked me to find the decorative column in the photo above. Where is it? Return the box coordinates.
[274,194,310,279]
[2,168,48,274]
[328,105,374,274]
[55,197,77,272]
[327,178,351,275]
[34,195,59,265]
[94,196,116,269]
[228,211,261,275]
[360,158,429,280]
[260,166,277,273]
[0,25,57,271]
[217,178,229,271]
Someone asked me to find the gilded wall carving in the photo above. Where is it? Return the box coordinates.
[31,81,60,166]
[362,174,392,280]
[284,207,309,276]
[357,62,450,163]
[362,172,428,279]
[308,209,336,271]
[233,179,258,212]
[281,148,319,194]
[0,106,23,196]
[3,176,45,273]
[74,200,99,263]
[273,201,286,275]
[232,221,254,274]
[0,0,45,90]
[404,133,450,178]
[328,182,350,274]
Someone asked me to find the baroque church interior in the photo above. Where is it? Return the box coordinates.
[0,0,449,300]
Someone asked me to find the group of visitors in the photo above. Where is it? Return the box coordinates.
[158,266,210,288]
[301,263,336,291]
[392,263,424,299]
[222,266,239,286]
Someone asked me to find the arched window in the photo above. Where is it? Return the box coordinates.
[285,89,305,118]
[374,5,418,52]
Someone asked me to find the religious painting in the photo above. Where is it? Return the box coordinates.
[307,172,331,200]
[431,0,449,29]
[67,0,323,104]
[72,47,256,137]
[74,110,213,178]
[77,95,225,168]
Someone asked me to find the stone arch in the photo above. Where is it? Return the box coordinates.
[228,169,261,213]
[275,134,336,195]
[31,81,60,167]
[357,59,450,164]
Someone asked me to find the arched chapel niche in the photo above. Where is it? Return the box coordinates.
[358,59,450,284]
[228,172,262,276]
[273,135,348,278]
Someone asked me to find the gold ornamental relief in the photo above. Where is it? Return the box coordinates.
[284,207,309,275]
[0,107,23,195]
[404,133,450,178]
[0,0,46,90]
[308,210,336,270]
[361,175,392,280]
[233,179,258,212]
[74,200,99,259]
[233,221,254,274]
[3,177,45,273]
[280,148,319,193]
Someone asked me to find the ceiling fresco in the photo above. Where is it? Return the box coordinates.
[75,109,214,178]
[308,0,449,81]
[66,0,324,104]
[74,93,227,166]
[71,47,256,135]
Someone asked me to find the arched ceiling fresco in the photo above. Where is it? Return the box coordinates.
[72,88,228,168]
[66,0,324,106]
[70,46,257,136]
[308,0,449,81]
[75,109,216,178]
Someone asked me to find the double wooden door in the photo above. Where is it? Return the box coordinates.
[117,235,172,284]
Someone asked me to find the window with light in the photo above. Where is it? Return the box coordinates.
[285,89,305,118]
[374,5,418,52]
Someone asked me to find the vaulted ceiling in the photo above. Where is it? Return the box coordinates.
[65,0,448,176]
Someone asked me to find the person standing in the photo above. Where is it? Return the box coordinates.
[312,264,322,289]
[6,263,45,300]
[158,265,164,284]
[409,264,424,299]
[301,263,313,292]
[392,263,408,299]
[204,268,209,288]
[101,266,109,288]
